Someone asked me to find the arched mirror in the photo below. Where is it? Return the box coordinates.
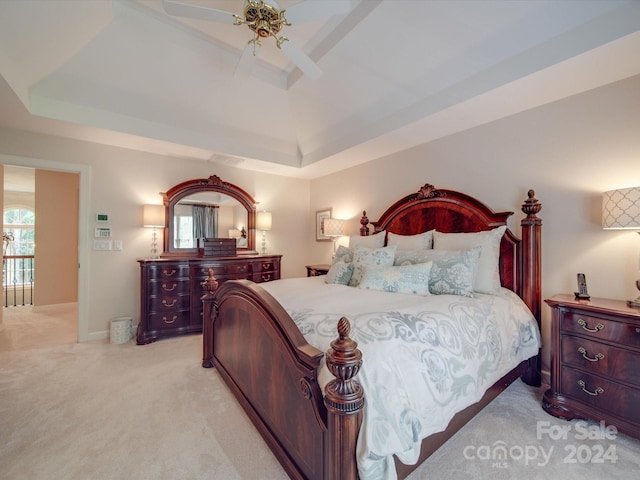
[162,175,257,255]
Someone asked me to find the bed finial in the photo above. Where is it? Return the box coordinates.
[324,317,364,478]
[360,211,370,236]
[522,189,542,219]
[200,268,219,293]
[324,317,364,410]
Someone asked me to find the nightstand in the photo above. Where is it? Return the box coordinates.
[543,294,640,440]
[305,264,331,277]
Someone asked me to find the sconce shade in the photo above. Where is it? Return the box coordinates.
[602,187,640,229]
[323,218,346,237]
[228,228,242,238]
[143,204,165,228]
[256,211,272,231]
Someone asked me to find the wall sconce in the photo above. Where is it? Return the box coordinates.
[256,211,272,255]
[602,186,640,307]
[143,204,165,259]
[322,218,347,258]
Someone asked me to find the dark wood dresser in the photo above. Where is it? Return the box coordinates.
[543,294,640,439]
[137,255,281,344]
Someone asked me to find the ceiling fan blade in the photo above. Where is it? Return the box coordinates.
[162,0,236,24]
[279,41,322,80]
[285,0,351,24]
[234,42,258,80]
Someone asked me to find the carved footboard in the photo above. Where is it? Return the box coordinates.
[202,279,364,480]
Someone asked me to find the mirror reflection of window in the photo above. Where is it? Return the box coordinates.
[174,204,194,248]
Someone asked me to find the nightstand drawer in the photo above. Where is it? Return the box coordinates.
[561,368,640,424]
[561,311,640,347]
[562,335,640,387]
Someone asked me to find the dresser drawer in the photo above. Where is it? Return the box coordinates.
[148,279,189,296]
[252,270,280,283]
[148,293,190,313]
[253,260,277,273]
[561,368,640,424]
[561,311,640,347]
[562,335,640,387]
[194,262,250,277]
[147,264,189,280]
[148,310,191,331]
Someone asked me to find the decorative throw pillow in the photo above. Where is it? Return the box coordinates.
[357,262,433,295]
[433,226,506,294]
[348,232,385,250]
[333,245,353,265]
[348,244,398,287]
[387,230,434,251]
[325,261,354,285]
[394,247,482,297]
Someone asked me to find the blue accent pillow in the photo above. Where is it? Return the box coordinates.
[325,261,354,285]
[394,247,482,297]
[357,262,433,295]
[348,245,398,287]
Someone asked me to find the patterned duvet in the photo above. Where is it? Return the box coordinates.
[261,276,541,480]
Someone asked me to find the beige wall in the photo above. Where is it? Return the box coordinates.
[34,169,79,306]
[309,74,640,378]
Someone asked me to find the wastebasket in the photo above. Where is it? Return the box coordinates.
[110,316,133,344]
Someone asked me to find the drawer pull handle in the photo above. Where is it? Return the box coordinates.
[163,269,177,276]
[262,263,273,271]
[577,318,604,333]
[636,328,640,333]
[162,299,177,307]
[163,315,177,324]
[577,380,604,396]
[161,283,176,292]
[261,274,272,282]
[577,347,604,362]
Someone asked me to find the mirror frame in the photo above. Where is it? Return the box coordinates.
[162,174,257,256]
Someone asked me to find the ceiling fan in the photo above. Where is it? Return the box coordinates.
[162,0,351,80]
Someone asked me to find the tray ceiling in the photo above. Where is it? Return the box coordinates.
[1,0,639,179]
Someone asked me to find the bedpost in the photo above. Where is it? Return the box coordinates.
[520,190,542,387]
[360,211,370,236]
[201,268,218,368]
[324,317,365,480]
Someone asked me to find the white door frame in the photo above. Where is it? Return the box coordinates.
[0,154,90,342]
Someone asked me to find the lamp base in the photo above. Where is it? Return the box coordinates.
[628,296,640,308]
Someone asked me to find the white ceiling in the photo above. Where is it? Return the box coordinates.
[1,0,640,179]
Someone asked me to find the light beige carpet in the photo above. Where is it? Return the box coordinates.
[1,306,639,480]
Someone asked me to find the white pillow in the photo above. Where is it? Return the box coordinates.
[387,230,434,251]
[358,262,433,296]
[348,244,398,287]
[432,225,506,294]
[348,232,385,250]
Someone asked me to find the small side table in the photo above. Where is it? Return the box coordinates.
[306,264,331,277]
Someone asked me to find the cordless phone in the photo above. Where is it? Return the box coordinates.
[574,273,590,300]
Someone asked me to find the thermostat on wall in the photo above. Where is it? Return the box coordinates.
[96,213,110,223]
[95,227,112,238]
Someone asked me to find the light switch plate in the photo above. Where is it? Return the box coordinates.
[93,240,112,251]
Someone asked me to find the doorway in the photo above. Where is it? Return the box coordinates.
[0,155,89,343]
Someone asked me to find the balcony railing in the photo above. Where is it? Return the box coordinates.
[3,254,34,307]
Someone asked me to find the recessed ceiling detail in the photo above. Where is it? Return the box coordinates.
[0,0,639,179]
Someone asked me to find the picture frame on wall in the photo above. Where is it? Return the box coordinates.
[316,208,332,242]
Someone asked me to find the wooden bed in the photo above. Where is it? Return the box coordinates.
[201,183,542,480]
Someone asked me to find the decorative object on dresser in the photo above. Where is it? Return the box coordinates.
[142,204,165,259]
[543,294,640,440]
[256,210,272,255]
[202,184,543,480]
[322,217,347,258]
[602,186,640,307]
[305,264,330,277]
[137,174,281,344]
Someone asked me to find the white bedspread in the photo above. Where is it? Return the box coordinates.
[260,276,541,480]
